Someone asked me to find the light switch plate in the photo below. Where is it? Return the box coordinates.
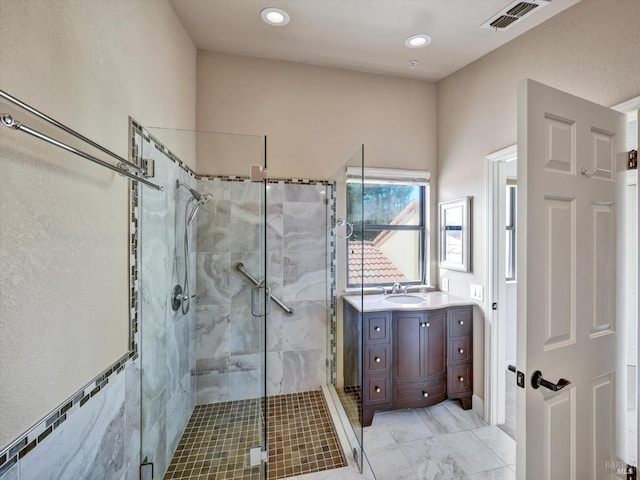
[441,278,449,292]
[470,284,484,301]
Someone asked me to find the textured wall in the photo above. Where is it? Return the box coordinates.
[194,179,329,402]
[437,0,640,400]
[0,0,195,476]
[195,51,437,180]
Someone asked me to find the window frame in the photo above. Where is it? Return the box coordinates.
[345,171,430,288]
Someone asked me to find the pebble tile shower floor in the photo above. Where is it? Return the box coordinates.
[164,390,346,480]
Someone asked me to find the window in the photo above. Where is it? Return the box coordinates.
[346,171,429,287]
[506,184,516,281]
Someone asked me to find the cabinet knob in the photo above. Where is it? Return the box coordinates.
[375,326,381,332]
[458,348,464,354]
[375,386,381,393]
[375,357,381,363]
[420,322,430,328]
[423,391,429,398]
[459,320,464,326]
[458,376,465,382]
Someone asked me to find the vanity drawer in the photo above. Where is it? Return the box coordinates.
[448,364,472,395]
[366,346,389,372]
[365,312,391,344]
[393,379,447,409]
[365,375,391,405]
[448,336,472,365]
[448,306,472,337]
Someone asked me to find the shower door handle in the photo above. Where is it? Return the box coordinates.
[251,285,271,317]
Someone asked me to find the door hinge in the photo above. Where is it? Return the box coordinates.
[249,446,268,466]
[492,302,498,310]
[250,165,268,182]
[628,149,637,170]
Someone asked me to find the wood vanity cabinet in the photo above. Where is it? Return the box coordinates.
[347,303,473,427]
[392,309,448,410]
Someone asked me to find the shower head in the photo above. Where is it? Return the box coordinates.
[176,180,211,202]
[186,196,212,226]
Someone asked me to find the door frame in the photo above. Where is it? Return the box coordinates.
[484,98,639,467]
[485,144,517,425]
[611,96,640,471]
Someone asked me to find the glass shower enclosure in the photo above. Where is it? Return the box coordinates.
[136,124,367,479]
[327,145,365,472]
[137,126,269,479]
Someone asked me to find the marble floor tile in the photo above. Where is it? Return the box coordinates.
[417,401,487,435]
[363,423,396,450]
[441,401,489,431]
[399,436,466,480]
[436,431,505,475]
[471,426,516,466]
[455,466,516,480]
[365,444,419,480]
[372,409,435,443]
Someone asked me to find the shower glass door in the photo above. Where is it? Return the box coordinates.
[327,145,365,473]
[138,126,268,480]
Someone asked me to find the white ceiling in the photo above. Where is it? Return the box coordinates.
[169,0,580,81]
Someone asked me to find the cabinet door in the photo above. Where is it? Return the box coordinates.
[393,312,426,383]
[448,306,473,337]
[364,312,391,344]
[425,309,447,380]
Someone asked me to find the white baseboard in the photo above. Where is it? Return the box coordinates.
[472,394,484,418]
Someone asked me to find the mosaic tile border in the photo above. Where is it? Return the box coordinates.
[0,123,144,477]
[197,173,331,186]
[328,183,338,386]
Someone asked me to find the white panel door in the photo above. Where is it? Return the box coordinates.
[516,79,627,479]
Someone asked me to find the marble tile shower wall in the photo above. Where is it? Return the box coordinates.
[0,363,141,480]
[139,132,196,477]
[194,179,329,403]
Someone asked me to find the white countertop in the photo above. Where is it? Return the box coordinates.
[342,291,475,312]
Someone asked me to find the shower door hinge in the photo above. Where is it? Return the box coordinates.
[140,460,154,480]
[141,158,155,178]
[249,447,268,466]
[250,164,268,181]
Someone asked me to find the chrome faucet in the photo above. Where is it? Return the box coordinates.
[391,282,405,294]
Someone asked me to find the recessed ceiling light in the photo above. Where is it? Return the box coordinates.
[404,34,432,48]
[261,7,290,27]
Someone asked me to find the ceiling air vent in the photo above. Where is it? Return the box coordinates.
[481,0,550,31]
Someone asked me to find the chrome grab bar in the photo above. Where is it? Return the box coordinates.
[235,262,294,316]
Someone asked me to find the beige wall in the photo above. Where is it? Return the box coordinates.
[196,50,437,180]
[437,0,640,399]
[0,0,195,448]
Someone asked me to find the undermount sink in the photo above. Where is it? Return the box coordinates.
[385,294,427,305]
